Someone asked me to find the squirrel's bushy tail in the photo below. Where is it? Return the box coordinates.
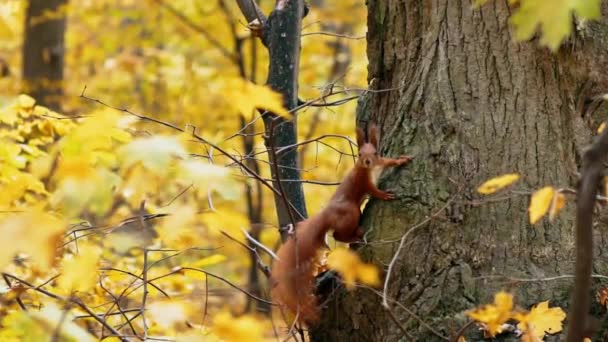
[271,214,327,324]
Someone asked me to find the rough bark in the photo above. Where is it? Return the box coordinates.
[312,1,608,341]
[22,0,68,110]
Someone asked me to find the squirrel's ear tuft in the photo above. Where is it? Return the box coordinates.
[368,124,380,148]
[356,127,365,147]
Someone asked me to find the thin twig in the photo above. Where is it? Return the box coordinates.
[141,248,150,340]
[382,198,455,307]
[2,273,129,342]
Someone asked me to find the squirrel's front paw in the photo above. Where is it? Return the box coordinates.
[380,191,396,200]
[398,155,413,165]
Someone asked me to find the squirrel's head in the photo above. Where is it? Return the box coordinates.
[356,124,380,169]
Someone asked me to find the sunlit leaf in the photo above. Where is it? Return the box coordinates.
[17,94,35,109]
[549,192,566,221]
[57,243,100,294]
[148,300,188,329]
[119,136,186,174]
[212,311,266,342]
[529,186,554,224]
[0,209,64,270]
[179,160,240,200]
[31,303,96,342]
[510,0,601,51]
[466,291,513,337]
[226,78,290,118]
[514,301,566,340]
[326,247,380,289]
[477,173,520,194]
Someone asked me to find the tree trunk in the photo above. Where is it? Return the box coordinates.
[22,0,68,110]
[312,1,608,341]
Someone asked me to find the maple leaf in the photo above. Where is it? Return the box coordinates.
[510,0,601,51]
[466,291,514,337]
[515,301,566,340]
[0,209,64,270]
[225,78,290,118]
[17,94,36,109]
[326,247,380,289]
[31,303,96,342]
[477,173,520,194]
[529,186,554,224]
[148,300,188,329]
[179,161,240,200]
[212,311,266,342]
[57,243,100,294]
[118,135,186,174]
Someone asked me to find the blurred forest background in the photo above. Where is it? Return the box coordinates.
[0,0,368,340]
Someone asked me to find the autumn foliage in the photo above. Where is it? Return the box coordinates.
[0,0,606,341]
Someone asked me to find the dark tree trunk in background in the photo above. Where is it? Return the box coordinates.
[313,1,608,341]
[264,0,308,238]
[22,0,67,110]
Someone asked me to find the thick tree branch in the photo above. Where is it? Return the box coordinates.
[567,127,608,342]
[235,0,269,45]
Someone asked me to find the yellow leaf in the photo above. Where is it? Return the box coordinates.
[148,300,188,329]
[516,301,566,340]
[226,78,290,118]
[17,94,36,109]
[477,173,520,194]
[549,192,566,221]
[529,187,554,224]
[31,303,96,342]
[212,311,266,342]
[510,0,601,51]
[56,156,96,180]
[1,303,95,342]
[118,136,186,174]
[466,291,513,337]
[191,254,227,268]
[0,209,64,270]
[57,243,100,294]
[202,209,250,238]
[158,205,197,248]
[599,122,607,134]
[326,247,380,289]
[457,337,466,342]
[179,161,240,200]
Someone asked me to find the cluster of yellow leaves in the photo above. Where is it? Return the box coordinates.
[477,174,567,224]
[0,303,96,342]
[326,248,380,289]
[467,291,566,341]
[0,94,262,340]
[528,187,565,224]
[475,0,601,50]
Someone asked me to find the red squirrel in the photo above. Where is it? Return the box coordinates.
[271,124,412,325]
